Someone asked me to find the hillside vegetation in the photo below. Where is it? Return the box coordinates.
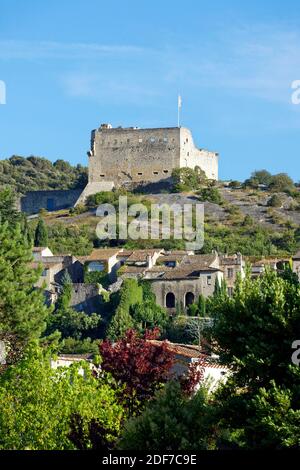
[0,155,88,194]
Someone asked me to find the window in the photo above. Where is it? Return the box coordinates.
[165,261,176,267]
[137,172,143,176]
[163,137,168,142]
[163,169,169,174]
[41,269,48,277]
[185,292,195,306]
[114,139,117,144]
[100,174,105,177]
[138,138,143,143]
[127,139,130,143]
[88,261,105,272]
[187,152,189,156]
[228,287,233,296]
[186,138,189,143]
[227,268,234,278]
[207,275,212,285]
[150,137,155,143]
[153,171,159,175]
[166,292,175,308]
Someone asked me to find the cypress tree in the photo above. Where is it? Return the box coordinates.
[34,218,48,247]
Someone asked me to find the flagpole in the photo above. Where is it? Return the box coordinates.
[178,94,182,128]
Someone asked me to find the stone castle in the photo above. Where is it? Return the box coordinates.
[21,123,219,213]
[76,123,218,204]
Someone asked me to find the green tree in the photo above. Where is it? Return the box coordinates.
[269,173,294,192]
[251,170,272,186]
[130,281,168,333]
[0,187,21,226]
[118,381,215,451]
[0,223,49,363]
[209,268,300,448]
[107,279,143,340]
[171,167,207,192]
[34,217,48,247]
[0,343,124,449]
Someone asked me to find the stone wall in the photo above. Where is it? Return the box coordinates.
[89,126,180,187]
[149,270,222,310]
[87,124,218,189]
[70,283,102,314]
[21,189,82,214]
[179,127,218,180]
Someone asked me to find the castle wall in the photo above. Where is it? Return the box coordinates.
[21,189,82,214]
[88,125,218,188]
[89,126,180,186]
[179,128,218,180]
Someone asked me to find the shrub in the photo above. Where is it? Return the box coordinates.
[267,194,282,208]
[198,187,222,204]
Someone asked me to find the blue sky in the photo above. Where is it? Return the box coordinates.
[1,0,300,181]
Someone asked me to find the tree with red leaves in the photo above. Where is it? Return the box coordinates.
[179,361,205,396]
[99,328,174,415]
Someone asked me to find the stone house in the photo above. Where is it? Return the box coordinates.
[219,253,245,296]
[70,283,103,314]
[118,249,163,279]
[144,252,223,312]
[31,248,83,302]
[149,340,229,392]
[77,248,124,282]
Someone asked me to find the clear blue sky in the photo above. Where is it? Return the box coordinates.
[1,0,300,181]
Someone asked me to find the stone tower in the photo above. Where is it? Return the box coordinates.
[76,123,218,204]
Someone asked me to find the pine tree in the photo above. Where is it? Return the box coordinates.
[0,188,21,226]
[34,217,48,247]
[0,223,49,364]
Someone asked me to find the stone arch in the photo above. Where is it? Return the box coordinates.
[185,291,195,307]
[165,292,175,308]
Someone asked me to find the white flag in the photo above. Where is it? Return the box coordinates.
[178,94,182,108]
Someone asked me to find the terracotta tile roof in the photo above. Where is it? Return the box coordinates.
[157,253,188,263]
[180,253,217,268]
[117,250,134,257]
[77,248,121,263]
[30,261,62,270]
[126,249,162,262]
[121,266,147,274]
[161,267,222,280]
[149,340,227,368]
[145,253,220,280]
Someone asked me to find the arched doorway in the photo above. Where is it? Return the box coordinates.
[166,292,175,308]
[185,292,195,307]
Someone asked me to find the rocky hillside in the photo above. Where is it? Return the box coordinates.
[29,182,300,258]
